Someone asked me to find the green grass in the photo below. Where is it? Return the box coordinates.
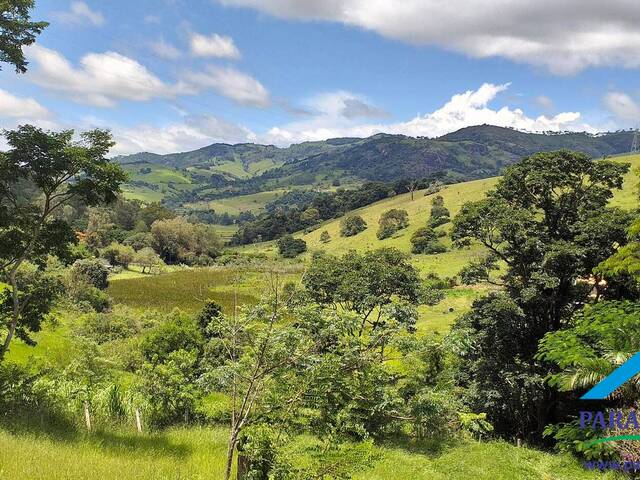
[108,266,302,313]
[0,426,617,480]
[186,189,290,215]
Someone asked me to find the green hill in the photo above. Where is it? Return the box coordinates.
[115,125,637,205]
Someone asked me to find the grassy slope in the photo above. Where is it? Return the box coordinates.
[0,427,616,480]
[2,155,636,478]
[186,189,290,215]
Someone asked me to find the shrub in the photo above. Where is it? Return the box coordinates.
[429,196,450,228]
[319,230,331,243]
[71,258,109,290]
[100,242,135,268]
[410,227,447,254]
[340,215,367,237]
[139,312,203,364]
[276,235,307,258]
[377,209,409,239]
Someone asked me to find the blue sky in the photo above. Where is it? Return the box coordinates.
[1,0,639,154]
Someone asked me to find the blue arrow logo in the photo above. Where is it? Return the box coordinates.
[581,352,640,400]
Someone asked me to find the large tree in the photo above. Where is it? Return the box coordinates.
[451,150,632,439]
[0,125,127,359]
[1,0,48,73]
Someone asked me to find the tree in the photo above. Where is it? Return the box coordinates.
[319,230,331,243]
[0,0,48,73]
[339,215,367,237]
[0,125,126,359]
[100,242,135,268]
[71,258,109,290]
[276,235,307,258]
[303,248,422,341]
[450,150,631,439]
[410,226,447,254]
[428,195,450,228]
[134,247,164,274]
[150,217,221,264]
[377,209,409,239]
[201,281,313,480]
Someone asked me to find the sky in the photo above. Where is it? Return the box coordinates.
[1,0,640,155]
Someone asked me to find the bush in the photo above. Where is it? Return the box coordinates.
[429,196,450,228]
[319,230,331,243]
[377,209,409,240]
[410,227,447,254]
[139,312,203,364]
[276,235,307,258]
[71,258,109,290]
[340,215,367,237]
[100,242,135,268]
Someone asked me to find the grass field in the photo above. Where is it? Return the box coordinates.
[0,426,617,480]
[186,189,290,215]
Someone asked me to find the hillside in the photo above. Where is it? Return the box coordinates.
[236,153,640,274]
[115,125,637,205]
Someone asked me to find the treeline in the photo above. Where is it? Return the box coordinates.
[231,178,442,245]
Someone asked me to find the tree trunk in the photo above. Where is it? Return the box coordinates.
[224,430,238,480]
[0,273,20,360]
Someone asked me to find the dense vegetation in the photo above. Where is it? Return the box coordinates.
[2,116,640,479]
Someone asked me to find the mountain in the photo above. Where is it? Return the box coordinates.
[115,125,636,204]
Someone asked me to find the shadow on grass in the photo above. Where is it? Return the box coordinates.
[376,433,460,458]
[1,414,192,459]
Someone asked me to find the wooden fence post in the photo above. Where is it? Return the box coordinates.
[83,401,92,432]
[135,408,143,433]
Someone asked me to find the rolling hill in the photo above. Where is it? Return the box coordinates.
[115,125,637,205]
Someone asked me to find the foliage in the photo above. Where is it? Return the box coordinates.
[276,235,307,258]
[138,348,202,427]
[139,311,203,365]
[538,301,640,401]
[71,258,109,290]
[377,208,409,239]
[429,195,451,228]
[340,215,367,237]
[451,150,631,440]
[0,125,126,359]
[133,247,164,274]
[319,230,331,243]
[411,226,447,254]
[0,0,48,73]
[150,217,222,264]
[100,242,135,268]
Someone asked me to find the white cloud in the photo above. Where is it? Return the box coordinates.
[0,89,51,120]
[108,114,256,155]
[603,91,640,122]
[24,45,175,107]
[260,83,596,145]
[149,38,181,60]
[189,32,241,59]
[218,0,640,74]
[184,66,270,107]
[53,1,105,27]
[23,45,270,108]
[101,83,598,154]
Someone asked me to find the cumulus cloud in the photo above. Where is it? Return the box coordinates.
[603,91,640,122]
[109,114,256,155]
[53,1,105,27]
[217,0,640,74]
[260,83,595,145]
[101,83,598,154]
[184,66,270,107]
[23,45,269,108]
[189,32,241,59]
[149,38,181,60]
[0,89,51,120]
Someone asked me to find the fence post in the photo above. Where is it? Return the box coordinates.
[83,401,92,432]
[135,408,143,433]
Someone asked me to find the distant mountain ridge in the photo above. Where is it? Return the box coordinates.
[115,125,636,202]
